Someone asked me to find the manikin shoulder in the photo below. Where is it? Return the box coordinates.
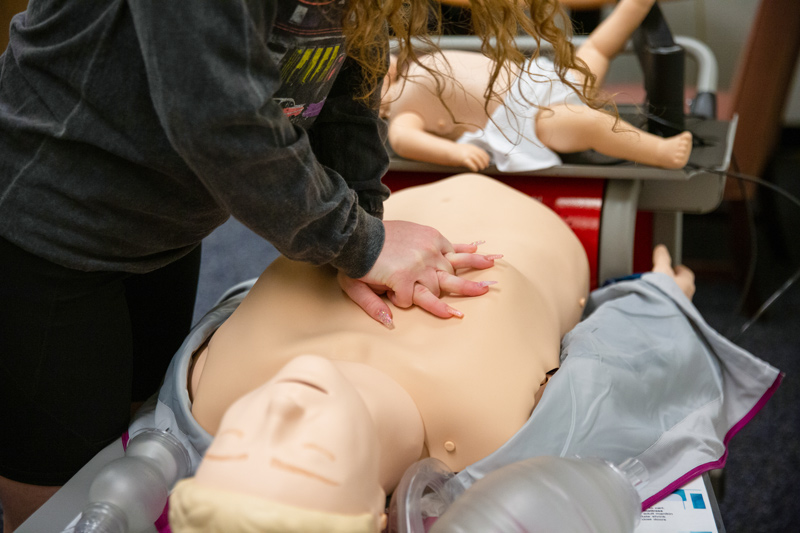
[389,51,505,138]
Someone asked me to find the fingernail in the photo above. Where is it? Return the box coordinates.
[446,306,464,318]
[470,240,486,247]
[378,310,394,330]
[478,280,498,287]
[484,254,504,260]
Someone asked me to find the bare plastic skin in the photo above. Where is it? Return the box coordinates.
[383,0,693,172]
[182,174,590,525]
[175,174,695,531]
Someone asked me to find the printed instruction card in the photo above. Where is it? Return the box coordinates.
[635,475,720,533]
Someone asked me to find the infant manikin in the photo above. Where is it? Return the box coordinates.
[382,0,693,172]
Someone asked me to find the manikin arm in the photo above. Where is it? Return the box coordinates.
[574,0,657,87]
[389,112,491,172]
[651,244,695,300]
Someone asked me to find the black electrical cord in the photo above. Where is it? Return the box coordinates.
[736,267,800,341]
[688,163,800,340]
[611,106,800,338]
[730,156,759,320]
[719,169,800,211]
[568,108,799,339]
[641,113,719,147]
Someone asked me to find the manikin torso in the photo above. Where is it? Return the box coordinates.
[190,174,589,492]
[385,51,517,139]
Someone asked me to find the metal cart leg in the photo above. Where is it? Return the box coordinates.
[652,211,684,265]
[598,179,642,284]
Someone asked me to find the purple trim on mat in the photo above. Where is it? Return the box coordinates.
[155,505,172,533]
[642,372,784,509]
[724,372,785,443]
[116,372,783,525]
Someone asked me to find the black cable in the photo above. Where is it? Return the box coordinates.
[719,170,800,210]
[734,266,800,340]
[592,105,799,337]
[641,113,718,147]
[692,164,800,339]
[560,106,799,338]
[730,156,758,319]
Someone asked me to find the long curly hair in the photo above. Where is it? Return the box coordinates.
[341,0,601,111]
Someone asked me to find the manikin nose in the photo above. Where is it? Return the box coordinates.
[263,395,306,443]
[269,395,304,421]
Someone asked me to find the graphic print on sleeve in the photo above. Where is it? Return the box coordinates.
[267,0,349,128]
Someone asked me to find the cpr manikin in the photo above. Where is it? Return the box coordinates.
[159,171,777,533]
[168,173,592,531]
[382,0,693,172]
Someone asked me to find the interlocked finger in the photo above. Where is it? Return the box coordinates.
[389,283,462,319]
[437,271,497,296]
[446,252,503,271]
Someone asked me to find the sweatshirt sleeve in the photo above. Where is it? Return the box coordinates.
[307,54,391,220]
[127,0,384,278]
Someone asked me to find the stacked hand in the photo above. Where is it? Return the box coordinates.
[338,220,501,328]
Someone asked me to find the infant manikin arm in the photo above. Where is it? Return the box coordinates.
[388,112,490,172]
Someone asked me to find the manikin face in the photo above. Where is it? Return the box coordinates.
[193,355,387,519]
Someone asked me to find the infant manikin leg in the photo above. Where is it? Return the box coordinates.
[536,104,692,169]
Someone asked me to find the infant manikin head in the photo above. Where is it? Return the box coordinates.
[170,355,388,532]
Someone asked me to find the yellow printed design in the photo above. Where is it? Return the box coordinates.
[280,45,342,86]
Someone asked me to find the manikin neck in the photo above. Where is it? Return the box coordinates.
[335,360,426,493]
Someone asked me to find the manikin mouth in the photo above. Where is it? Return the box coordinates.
[271,457,340,486]
[274,378,328,394]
